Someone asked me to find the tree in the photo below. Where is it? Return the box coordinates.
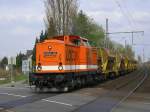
[44,0,78,37]
[73,10,89,36]
[108,40,125,53]
[39,30,45,42]
[45,17,57,37]
[39,30,49,42]
[138,55,142,64]
[0,57,8,69]
[16,52,25,70]
[32,38,39,66]
[44,1,105,45]
[125,45,135,59]
[73,10,105,46]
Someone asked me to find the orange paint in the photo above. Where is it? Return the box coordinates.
[36,35,98,73]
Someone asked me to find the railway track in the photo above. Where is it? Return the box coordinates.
[110,69,148,112]
[116,68,146,91]
[73,68,147,112]
[97,69,141,90]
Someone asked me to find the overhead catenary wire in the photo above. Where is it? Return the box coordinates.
[120,0,137,28]
[110,0,145,61]
[113,0,134,30]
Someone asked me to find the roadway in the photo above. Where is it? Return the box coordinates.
[0,67,150,112]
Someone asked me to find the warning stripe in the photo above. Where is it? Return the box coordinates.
[36,65,98,71]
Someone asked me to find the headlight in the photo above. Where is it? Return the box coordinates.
[37,63,42,71]
[48,46,52,50]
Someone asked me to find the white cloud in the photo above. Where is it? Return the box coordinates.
[0,8,44,24]
[0,0,45,57]
[87,10,123,23]
[133,12,150,23]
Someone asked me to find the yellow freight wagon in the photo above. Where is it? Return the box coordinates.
[97,48,116,79]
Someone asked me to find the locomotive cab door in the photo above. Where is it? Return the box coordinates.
[66,36,81,72]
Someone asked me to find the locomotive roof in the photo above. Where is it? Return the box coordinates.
[39,35,89,46]
[51,35,88,41]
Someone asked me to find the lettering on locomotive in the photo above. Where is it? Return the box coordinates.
[44,51,57,57]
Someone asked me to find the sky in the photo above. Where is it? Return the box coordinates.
[0,0,150,61]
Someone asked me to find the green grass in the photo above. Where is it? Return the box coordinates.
[0,79,10,85]
[0,74,28,85]
[14,74,28,82]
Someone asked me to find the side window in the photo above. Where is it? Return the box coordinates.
[83,41,90,47]
[72,39,81,46]
[83,41,86,46]
[86,41,91,47]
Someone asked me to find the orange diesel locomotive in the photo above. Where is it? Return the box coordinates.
[30,35,98,91]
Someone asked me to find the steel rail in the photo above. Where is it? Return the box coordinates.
[72,68,146,112]
[110,70,148,112]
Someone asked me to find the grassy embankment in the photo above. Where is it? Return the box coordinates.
[0,69,28,85]
[0,74,28,85]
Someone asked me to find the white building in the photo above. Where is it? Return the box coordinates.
[22,50,32,75]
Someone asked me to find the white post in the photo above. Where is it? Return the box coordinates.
[105,18,109,48]
[10,57,14,87]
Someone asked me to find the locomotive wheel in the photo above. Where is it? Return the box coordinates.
[59,80,74,92]
[111,73,116,79]
[33,82,40,93]
[77,78,81,88]
[70,79,75,90]
[81,78,86,87]
[32,81,45,93]
[101,74,107,81]
[39,87,44,93]
[30,85,37,93]
[34,86,41,93]
[63,87,69,92]
[59,85,69,92]
[120,71,123,76]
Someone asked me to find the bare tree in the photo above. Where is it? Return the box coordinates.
[44,0,78,37]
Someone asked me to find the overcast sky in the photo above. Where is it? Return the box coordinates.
[0,0,149,61]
